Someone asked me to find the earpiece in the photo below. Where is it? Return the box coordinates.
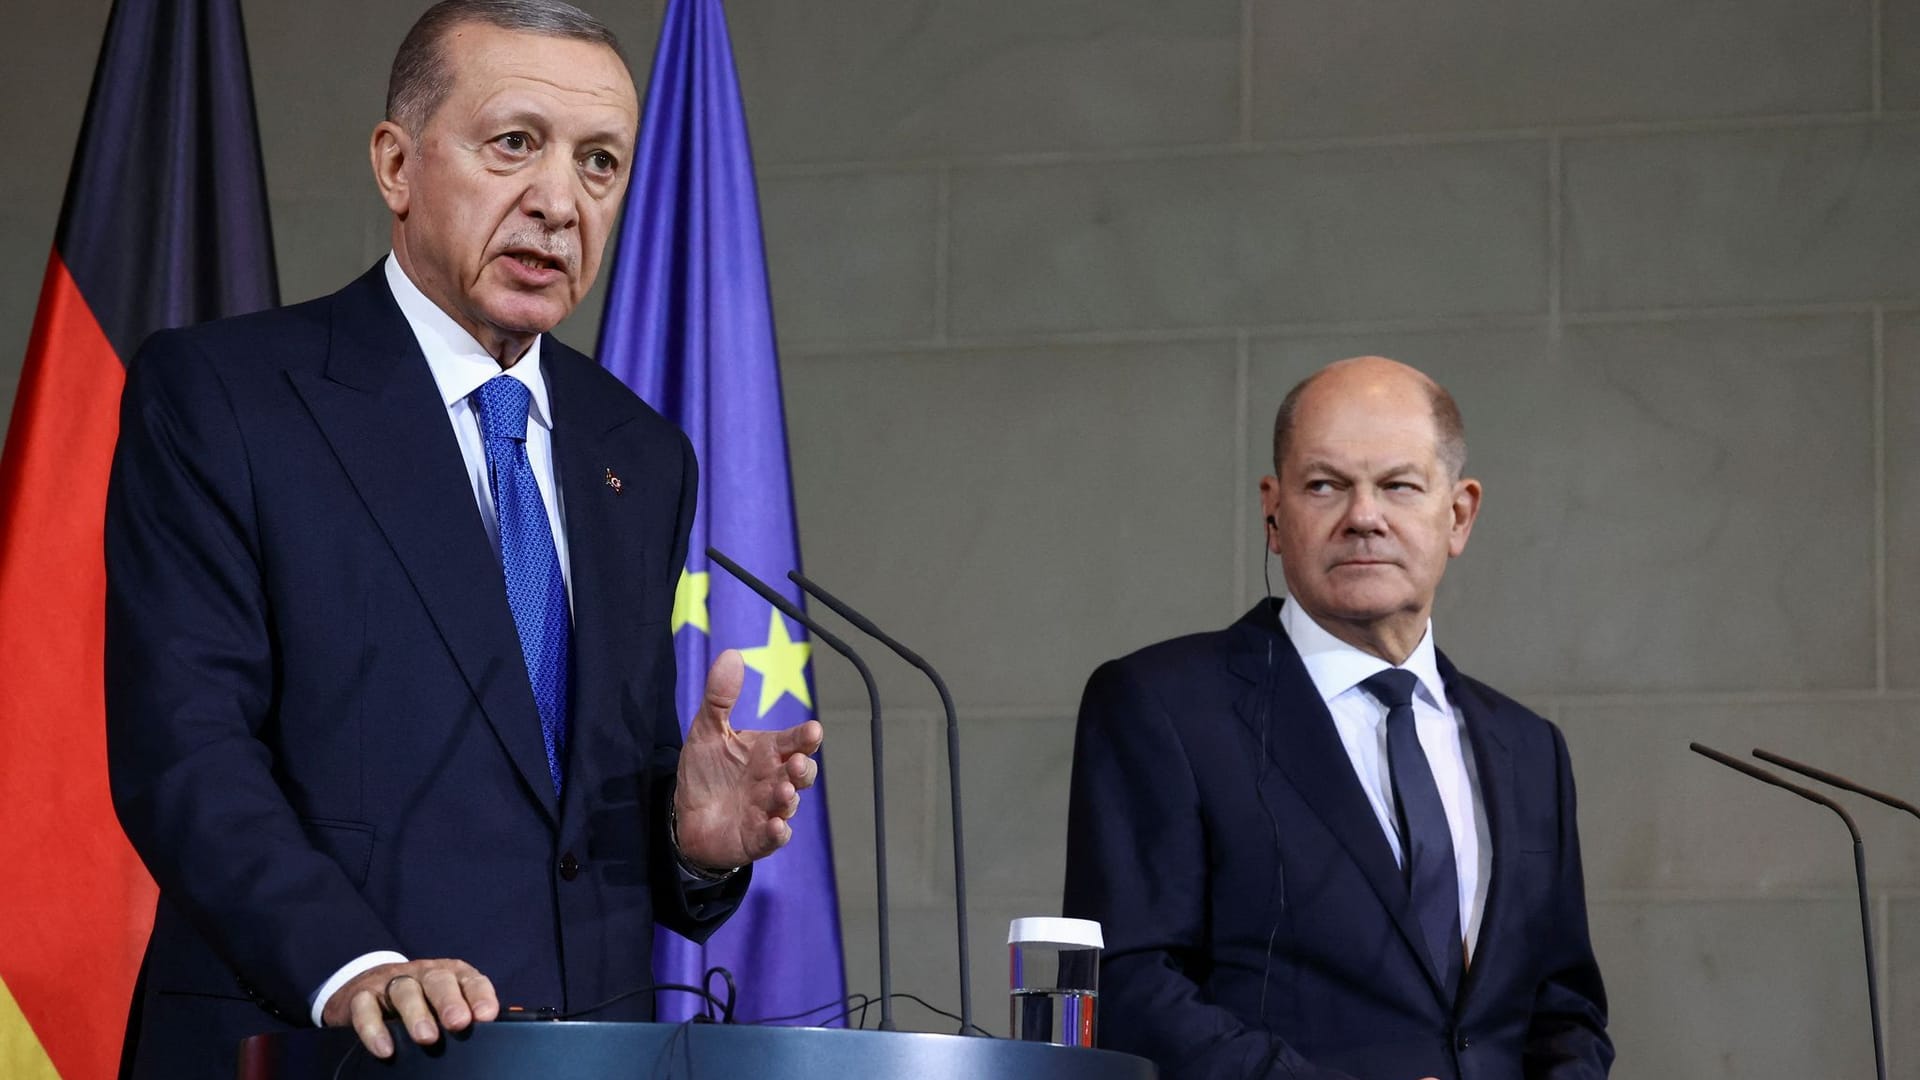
[1253,522,1285,1042]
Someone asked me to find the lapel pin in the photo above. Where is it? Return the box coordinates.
[604,467,623,495]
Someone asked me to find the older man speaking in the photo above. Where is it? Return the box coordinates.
[104,2,821,1074]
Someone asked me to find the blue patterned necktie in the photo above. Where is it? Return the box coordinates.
[471,374,570,796]
[1360,668,1464,998]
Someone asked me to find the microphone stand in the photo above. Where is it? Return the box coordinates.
[790,569,975,1036]
[707,547,896,1030]
[1691,743,1884,1080]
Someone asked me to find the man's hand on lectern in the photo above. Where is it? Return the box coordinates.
[321,957,499,1058]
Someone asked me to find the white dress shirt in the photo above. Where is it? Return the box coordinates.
[307,255,573,1024]
[1280,600,1492,961]
[384,254,573,604]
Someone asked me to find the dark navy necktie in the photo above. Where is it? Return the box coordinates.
[472,374,570,796]
[1360,668,1463,997]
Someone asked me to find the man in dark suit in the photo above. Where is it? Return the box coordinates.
[103,2,822,1074]
[1063,356,1610,1080]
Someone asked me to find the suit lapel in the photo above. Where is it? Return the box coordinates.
[1228,603,1450,1000]
[543,342,652,827]
[1443,654,1517,1007]
[288,265,559,824]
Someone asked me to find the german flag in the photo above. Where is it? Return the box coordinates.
[0,1,276,1076]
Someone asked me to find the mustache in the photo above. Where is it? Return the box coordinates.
[496,232,576,272]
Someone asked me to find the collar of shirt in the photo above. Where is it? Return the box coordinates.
[1279,598,1449,715]
[383,253,553,432]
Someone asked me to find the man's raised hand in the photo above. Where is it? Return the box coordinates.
[673,649,823,872]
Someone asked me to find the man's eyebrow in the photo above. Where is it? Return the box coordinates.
[576,125,633,149]
[476,106,628,139]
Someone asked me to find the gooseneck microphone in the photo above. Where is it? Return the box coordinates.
[1690,743,1885,1080]
[788,569,976,1037]
[1751,748,1920,823]
[706,547,896,1031]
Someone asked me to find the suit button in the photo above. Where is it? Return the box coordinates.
[1456,1033,1471,1051]
[558,852,580,881]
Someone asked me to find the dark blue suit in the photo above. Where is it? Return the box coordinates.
[1063,602,1610,1080]
[104,264,744,1077]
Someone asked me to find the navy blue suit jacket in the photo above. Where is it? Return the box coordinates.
[104,264,745,1077]
[1063,601,1610,1080]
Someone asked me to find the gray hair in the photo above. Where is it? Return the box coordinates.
[387,0,625,134]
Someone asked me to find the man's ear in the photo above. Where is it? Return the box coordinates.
[1447,476,1482,558]
[1257,474,1284,556]
[370,120,412,217]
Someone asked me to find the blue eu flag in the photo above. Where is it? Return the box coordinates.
[596,0,848,1026]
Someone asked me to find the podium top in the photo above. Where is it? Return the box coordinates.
[239,1020,1158,1080]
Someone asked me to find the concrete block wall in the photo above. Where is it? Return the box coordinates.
[5,2,1917,1074]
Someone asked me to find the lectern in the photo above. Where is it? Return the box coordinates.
[239,1021,1157,1079]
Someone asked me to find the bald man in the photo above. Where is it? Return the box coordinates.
[1063,358,1611,1080]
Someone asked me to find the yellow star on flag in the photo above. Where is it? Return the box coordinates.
[673,568,710,634]
[739,609,812,718]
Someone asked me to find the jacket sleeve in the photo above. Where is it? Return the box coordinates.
[1062,660,1357,1080]
[646,429,750,938]
[105,330,402,1021]
[1523,725,1613,1078]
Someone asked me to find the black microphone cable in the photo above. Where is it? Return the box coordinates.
[1250,519,1300,1080]
[563,974,738,1024]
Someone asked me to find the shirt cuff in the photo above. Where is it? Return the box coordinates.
[310,950,409,1027]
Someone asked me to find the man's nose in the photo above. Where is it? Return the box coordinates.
[1341,487,1385,533]
[520,155,579,229]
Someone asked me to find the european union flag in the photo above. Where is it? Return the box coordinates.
[596,0,848,1026]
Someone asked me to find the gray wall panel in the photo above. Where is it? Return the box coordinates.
[761,170,941,344]
[783,342,1239,711]
[1564,122,1920,311]
[1894,898,1918,1075]
[817,706,948,912]
[950,142,1549,336]
[0,213,59,435]
[1887,0,1920,111]
[1883,311,1920,690]
[1252,0,1869,138]
[1560,700,1920,893]
[727,0,1241,164]
[3,1,112,432]
[1590,897,1880,1080]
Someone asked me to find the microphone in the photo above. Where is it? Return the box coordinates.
[788,569,976,1037]
[706,547,897,1031]
[1690,743,1884,1080]
[1750,748,1920,823]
